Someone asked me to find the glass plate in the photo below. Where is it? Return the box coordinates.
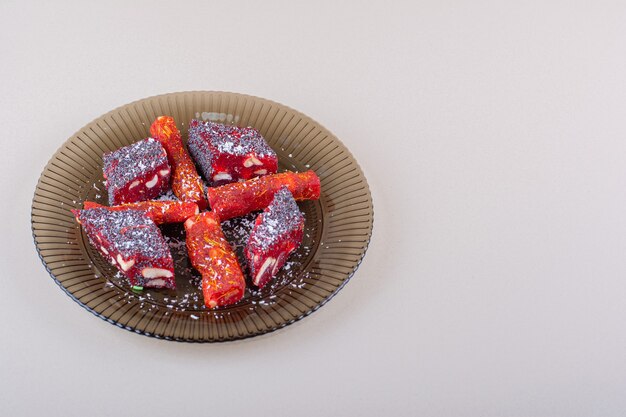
[31,91,373,342]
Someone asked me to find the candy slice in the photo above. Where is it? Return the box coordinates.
[82,201,199,224]
[150,116,208,210]
[245,187,305,288]
[102,138,171,205]
[187,119,278,186]
[72,208,175,289]
[206,170,321,221]
[184,212,245,308]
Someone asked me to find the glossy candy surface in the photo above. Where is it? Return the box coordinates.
[184,211,246,308]
[206,170,320,221]
[150,116,208,210]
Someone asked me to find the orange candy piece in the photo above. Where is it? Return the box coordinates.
[150,116,208,210]
[83,201,198,224]
[206,170,321,221]
[184,212,246,308]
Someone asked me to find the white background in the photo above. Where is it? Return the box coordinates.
[2,1,626,416]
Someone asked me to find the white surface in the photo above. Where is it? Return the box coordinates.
[2,1,626,416]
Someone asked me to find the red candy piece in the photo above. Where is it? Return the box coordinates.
[150,116,208,210]
[83,201,199,225]
[245,187,304,288]
[206,170,321,221]
[72,208,175,289]
[184,212,246,308]
[102,138,171,205]
[187,120,278,186]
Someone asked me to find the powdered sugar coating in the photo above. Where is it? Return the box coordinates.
[187,119,276,181]
[248,187,304,251]
[188,119,274,156]
[78,208,171,260]
[187,123,214,177]
[103,138,169,191]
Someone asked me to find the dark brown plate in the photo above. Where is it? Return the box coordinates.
[31,91,373,342]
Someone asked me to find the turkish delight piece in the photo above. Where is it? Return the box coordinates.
[102,138,171,205]
[83,201,199,224]
[206,170,320,221]
[150,116,208,210]
[187,119,278,186]
[245,188,304,288]
[72,208,175,289]
[184,212,246,308]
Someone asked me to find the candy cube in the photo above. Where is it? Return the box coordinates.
[187,120,277,186]
[103,138,171,205]
[245,187,305,288]
[72,208,176,289]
